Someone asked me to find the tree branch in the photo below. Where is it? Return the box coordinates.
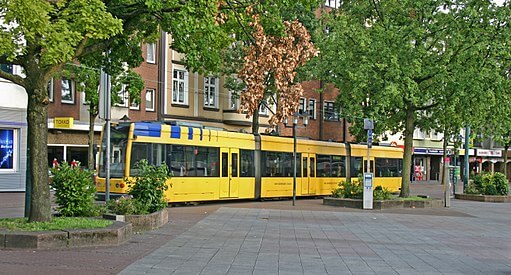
[0,69,25,87]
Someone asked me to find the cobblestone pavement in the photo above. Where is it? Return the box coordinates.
[120,200,511,275]
[1,183,510,275]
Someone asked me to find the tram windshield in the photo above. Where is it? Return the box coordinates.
[98,124,130,178]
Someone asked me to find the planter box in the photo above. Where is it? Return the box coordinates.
[323,197,444,209]
[1,221,132,250]
[455,194,511,203]
[103,208,168,231]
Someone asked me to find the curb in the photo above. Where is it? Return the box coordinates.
[0,221,132,250]
[323,197,444,209]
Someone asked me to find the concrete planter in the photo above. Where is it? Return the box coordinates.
[103,208,169,231]
[1,221,132,250]
[455,193,511,203]
[323,197,444,209]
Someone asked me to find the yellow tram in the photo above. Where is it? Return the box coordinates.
[96,122,403,202]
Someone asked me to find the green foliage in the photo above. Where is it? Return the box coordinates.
[50,162,99,217]
[373,186,392,201]
[332,181,363,199]
[493,172,509,195]
[0,217,112,232]
[106,196,148,215]
[126,160,171,213]
[467,172,509,196]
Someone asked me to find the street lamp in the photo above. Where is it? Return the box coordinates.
[283,112,309,206]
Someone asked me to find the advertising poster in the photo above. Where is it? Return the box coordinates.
[0,129,14,169]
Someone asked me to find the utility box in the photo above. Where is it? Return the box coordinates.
[363,173,373,209]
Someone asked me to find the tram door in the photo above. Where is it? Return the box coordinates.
[301,154,316,195]
[220,148,239,198]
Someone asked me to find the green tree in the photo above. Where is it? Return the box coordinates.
[310,1,510,197]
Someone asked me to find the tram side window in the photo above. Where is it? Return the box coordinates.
[262,151,301,177]
[317,155,346,177]
[350,157,363,178]
[375,158,403,177]
[196,146,220,177]
[167,145,195,177]
[130,143,165,176]
[240,150,255,177]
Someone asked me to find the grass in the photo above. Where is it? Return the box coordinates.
[0,217,113,232]
[393,196,432,201]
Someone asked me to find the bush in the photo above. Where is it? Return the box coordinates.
[471,173,485,192]
[50,162,98,217]
[106,196,148,215]
[126,159,171,213]
[492,172,509,195]
[483,184,498,195]
[373,186,392,200]
[332,181,363,199]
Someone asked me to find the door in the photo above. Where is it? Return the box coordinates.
[301,154,316,195]
[220,148,239,198]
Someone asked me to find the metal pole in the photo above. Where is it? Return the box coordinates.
[105,119,110,201]
[292,123,297,206]
[367,130,371,174]
[464,125,470,190]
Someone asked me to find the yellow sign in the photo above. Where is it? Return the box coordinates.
[54,117,74,129]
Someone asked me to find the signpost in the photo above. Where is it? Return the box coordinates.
[99,68,111,201]
[363,119,374,210]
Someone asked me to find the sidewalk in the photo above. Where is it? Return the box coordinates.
[1,183,510,274]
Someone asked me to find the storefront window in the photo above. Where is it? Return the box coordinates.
[0,129,15,171]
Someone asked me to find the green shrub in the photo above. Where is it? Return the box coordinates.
[50,162,98,217]
[106,196,148,215]
[126,159,171,213]
[492,172,509,195]
[472,173,485,192]
[465,183,480,194]
[483,184,498,195]
[373,185,392,200]
[332,180,363,199]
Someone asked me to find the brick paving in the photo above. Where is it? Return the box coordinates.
[1,183,510,275]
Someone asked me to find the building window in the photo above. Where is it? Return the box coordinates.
[324,0,340,8]
[47,79,54,102]
[413,129,426,140]
[298,98,306,115]
[146,43,156,63]
[228,91,239,110]
[323,101,339,121]
[129,97,139,110]
[259,100,268,115]
[308,98,316,119]
[172,67,188,105]
[145,89,155,111]
[61,78,75,104]
[0,128,16,171]
[204,76,219,108]
[116,84,128,107]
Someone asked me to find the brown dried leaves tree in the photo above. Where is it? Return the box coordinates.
[239,13,318,128]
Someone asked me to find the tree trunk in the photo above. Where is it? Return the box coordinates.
[252,102,260,134]
[440,135,447,187]
[400,106,415,197]
[504,146,508,179]
[88,112,97,171]
[26,82,52,222]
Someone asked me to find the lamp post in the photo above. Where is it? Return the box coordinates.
[284,112,309,206]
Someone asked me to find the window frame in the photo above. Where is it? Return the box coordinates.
[323,101,340,121]
[308,98,316,119]
[145,89,155,111]
[47,79,54,102]
[204,76,219,108]
[61,78,75,104]
[298,97,306,115]
[146,43,156,64]
[115,84,129,107]
[172,66,188,105]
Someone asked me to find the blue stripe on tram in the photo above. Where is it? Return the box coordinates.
[188,127,193,140]
[134,123,161,137]
[171,126,181,138]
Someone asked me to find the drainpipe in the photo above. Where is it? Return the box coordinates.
[319,81,324,140]
[157,30,167,121]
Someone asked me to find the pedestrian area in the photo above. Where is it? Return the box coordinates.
[121,200,511,275]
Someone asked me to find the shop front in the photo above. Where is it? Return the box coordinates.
[412,148,451,182]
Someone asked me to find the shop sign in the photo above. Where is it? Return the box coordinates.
[476,149,502,157]
[413,148,451,155]
[54,117,74,129]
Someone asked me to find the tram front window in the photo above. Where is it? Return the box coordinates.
[99,125,129,178]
